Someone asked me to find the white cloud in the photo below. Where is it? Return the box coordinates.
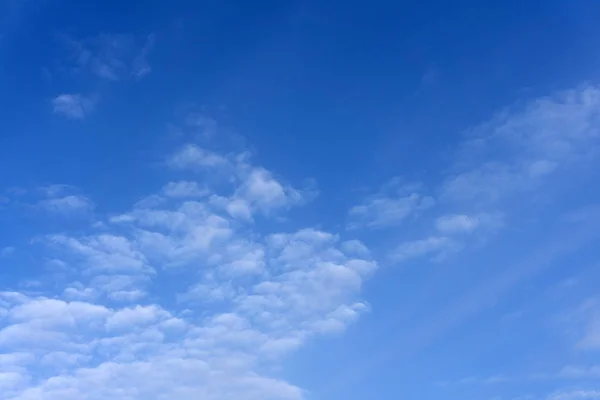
[0,142,374,399]
[34,185,94,216]
[348,182,435,229]
[577,307,600,350]
[62,286,97,301]
[435,214,481,234]
[340,240,371,257]
[51,94,95,120]
[38,195,94,215]
[132,34,155,79]
[349,85,600,267]
[40,185,77,198]
[167,144,230,170]
[390,236,460,262]
[435,212,503,235]
[167,145,312,218]
[559,365,600,379]
[162,181,209,198]
[61,33,155,81]
[47,234,152,275]
[442,85,600,202]
[548,390,600,400]
[1,246,15,257]
[236,167,303,211]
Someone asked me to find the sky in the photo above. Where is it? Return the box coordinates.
[1,0,600,399]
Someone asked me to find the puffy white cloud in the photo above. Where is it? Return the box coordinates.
[167,145,312,219]
[168,144,230,171]
[47,234,152,275]
[0,142,374,399]
[51,94,95,120]
[236,167,304,212]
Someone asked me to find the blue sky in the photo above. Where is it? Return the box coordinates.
[1,1,600,399]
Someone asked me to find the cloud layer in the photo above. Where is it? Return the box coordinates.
[0,144,375,400]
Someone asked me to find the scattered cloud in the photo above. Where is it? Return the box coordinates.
[349,85,600,267]
[132,34,155,79]
[60,33,155,81]
[167,144,230,171]
[548,390,600,400]
[35,186,94,216]
[348,180,434,229]
[559,365,600,379]
[0,246,15,258]
[51,94,95,120]
[576,301,600,350]
[442,85,600,202]
[162,181,209,198]
[0,140,374,399]
[167,144,314,219]
[390,236,460,262]
[38,195,94,215]
[184,113,219,137]
[435,212,503,235]
[435,213,481,234]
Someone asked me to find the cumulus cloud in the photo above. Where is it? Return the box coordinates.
[167,144,230,171]
[167,144,312,219]
[0,142,374,399]
[51,94,95,120]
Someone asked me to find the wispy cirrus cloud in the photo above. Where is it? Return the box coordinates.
[348,181,434,229]
[36,185,94,216]
[442,85,600,202]
[548,390,600,400]
[0,246,15,258]
[435,212,503,235]
[59,33,155,81]
[389,235,460,262]
[38,195,94,215]
[327,84,600,399]
[349,85,600,266]
[51,94,95,120]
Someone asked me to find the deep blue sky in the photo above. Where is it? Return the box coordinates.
[1,1,600,400]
